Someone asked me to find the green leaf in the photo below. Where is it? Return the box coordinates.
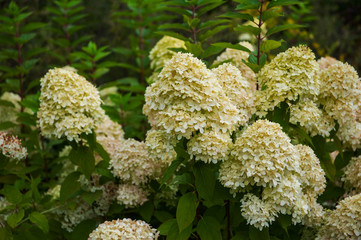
[267,0,302,9]
[7,209,24,228]
[249,226,270,240]
[155,31,189,42]
[69,146,95,179]
[260,40,283,52]
[266,24,304,36]
[278,214,292,236]
[212,42,251,52]
[200,45,224,58]
[22,22,47,33]
[158,23,189,31]
[176,192,197,232]
[194,162,216,201]
[235,0,261,10]
[235,25,262,36]
[167,221,192,240]
[185,42,203,57]
[248,51,267,67]
[261,9,283,22]
[198,25,228,42]
[219,12,253,21]
[197,216,222,240]
[139,202,154,222]
[60,172,81,202]
[311,135,336,180]
[2,185,22,204]
[198,2,225,16]
[242,59,262,73]
[29,212,49,233]
[70,219,97,240]
[158,219,176,235]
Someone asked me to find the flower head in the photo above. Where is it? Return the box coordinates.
[116,184,149,208]
[37,68,104,141]
[0,131,27,162]
[89,218,158,240]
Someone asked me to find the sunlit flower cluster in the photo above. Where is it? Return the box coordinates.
[116,184,149,208]
[37,68,104,141]
[143,53,241,140]
[88,218,159,240]
[214,42,256,88]
[0,131,27,161]
[256,45,319,116]
[342,155,361,191]
[212,63,255,124]
[318,61,361,148]
[290,99,335,137]
[187,130,232,163]
[219,120,326,230]
[149,36,186,71]
[316,193,361,240]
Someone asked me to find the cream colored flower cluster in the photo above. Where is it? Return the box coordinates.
[219,120,326,230]
[187,130,232,163]
[316,193,361,240]
[0,131,27,161]
[89,218,158,240]
[0,92,21,134]
[318,56,338,70]
[37,68,104,142]
[318,61,361,148]
[290,99,335,137]
[95,115,124,141]
[256,45,319,116]
[116,184,149,208]
[144,53,246,140]
[214,42,256,89]
[145,128,177,166]
[342,156,361,191]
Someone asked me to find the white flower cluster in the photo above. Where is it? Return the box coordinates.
[289,99,335,137]
[214,41,256,89]
[219,120,326,230]
[0,131,27,161]
[116,184,149,208]
[317,56,338,70]
[318,61,361,148]
[88,218,158,240]
[37,68,104,142]
[316,193,361,240]
[256,45,319,116]
[342,155,361,191]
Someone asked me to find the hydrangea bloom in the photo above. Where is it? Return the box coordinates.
[219,120,300,190]
[109,139,161,185]
[0,131,27,161]
[145,128,177,166]
[290,99,335,137]
[316,193,361,240]
[116,184,149,208]
[318,61,361,148]
[256,45,319,116]
[143,53,240,139]
[342,156,361,191]
[187,130,232,163]
[212,63,255,125]
[149,36,186,71]
[95,115,124,141]
[88,218,158,240]
[318,56,338,70]
[37,68,104,141]
[214,42,256,89]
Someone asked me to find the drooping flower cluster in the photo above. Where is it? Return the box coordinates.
[256,45,319,116]
[37,68,104,141]
[316,193,361,240]
[0,131,27,161]
[342,156,361,191]
[289,99,335,137]
[219,120,326,230]
[88,218,159,240]
[214,42,256,89]
[143,53,242,140]
[318,61,361,148]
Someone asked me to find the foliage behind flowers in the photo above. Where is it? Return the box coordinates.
[0,0,361,240]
